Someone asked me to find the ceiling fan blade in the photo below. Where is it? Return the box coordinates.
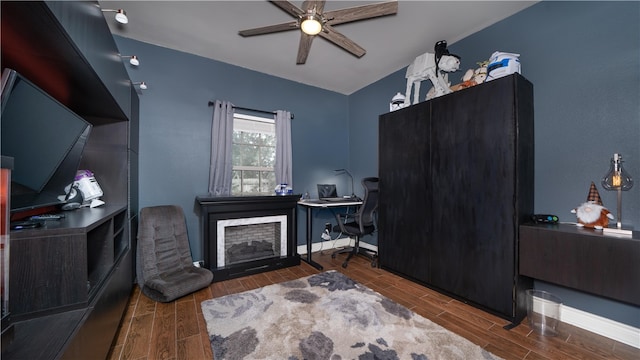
[269,0,304,18]
[302,0,325,13]
[318,25,366,58]
[296,33,315,64]
[239,21,299,37]
[324,1,398,26]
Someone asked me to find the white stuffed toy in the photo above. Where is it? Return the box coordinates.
[571,182,614,229]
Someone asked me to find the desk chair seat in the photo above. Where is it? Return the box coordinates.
[331,177,379,268]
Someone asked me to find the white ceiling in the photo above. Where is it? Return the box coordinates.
[100,1,537,95]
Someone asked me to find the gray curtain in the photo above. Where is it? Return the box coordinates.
[208,100,234,195]
[275,110,293,187]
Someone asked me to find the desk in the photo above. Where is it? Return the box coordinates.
[298,199,362,270]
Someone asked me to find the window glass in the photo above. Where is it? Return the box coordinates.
[232,114,276,195]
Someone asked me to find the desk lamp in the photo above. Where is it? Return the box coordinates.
[601,153,633,230]
[334,169,356,200]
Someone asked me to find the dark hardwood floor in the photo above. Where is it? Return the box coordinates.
[107,251,639,360]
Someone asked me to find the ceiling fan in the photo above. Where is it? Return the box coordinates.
[238,0,398,64]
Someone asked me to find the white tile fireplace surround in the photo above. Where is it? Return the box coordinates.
[216,215,287,267]
[196,195,300,281]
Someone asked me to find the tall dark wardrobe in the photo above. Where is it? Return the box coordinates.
[378,74,534,324]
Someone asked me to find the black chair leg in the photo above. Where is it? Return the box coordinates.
[333,236,378,268]
[342,248,356,268]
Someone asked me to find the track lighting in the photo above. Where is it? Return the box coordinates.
[101,9,128,24]
[132,82,147,90]
[120,55,140,66]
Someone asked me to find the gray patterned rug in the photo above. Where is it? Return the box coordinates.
[201,271,502,360]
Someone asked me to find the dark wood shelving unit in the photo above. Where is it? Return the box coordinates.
[1,1,139,359]
[3,206,131,360]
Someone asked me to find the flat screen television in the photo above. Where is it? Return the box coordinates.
[1,68,92,214]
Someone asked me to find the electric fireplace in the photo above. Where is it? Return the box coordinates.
[196,195,300,281]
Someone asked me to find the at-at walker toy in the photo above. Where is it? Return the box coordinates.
[404,40,460,106]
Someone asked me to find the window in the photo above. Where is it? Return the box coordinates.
[232,114,276,195]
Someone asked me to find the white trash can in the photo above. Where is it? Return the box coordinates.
[526,289,562,336]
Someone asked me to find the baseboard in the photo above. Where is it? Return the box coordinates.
[554,300,639,349]
[298,240,639,349]
[297,237,378,255]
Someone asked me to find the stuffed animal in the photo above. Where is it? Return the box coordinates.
[451,61,488,91]
[571,182,614,229]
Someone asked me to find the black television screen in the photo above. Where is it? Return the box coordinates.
[1,68,92,213]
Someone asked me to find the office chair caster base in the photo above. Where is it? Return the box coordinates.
[331,253,336,259]
[342,261,349,268]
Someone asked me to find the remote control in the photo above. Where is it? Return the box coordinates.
[10,220,43,230]
[30,214,65,221]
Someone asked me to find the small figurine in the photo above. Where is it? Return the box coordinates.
[486,51,521,81]
[451,61,488,92]
[389,92,407,111]
[571,182,614,230]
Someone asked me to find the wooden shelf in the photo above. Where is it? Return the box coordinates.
[520,223,640,306]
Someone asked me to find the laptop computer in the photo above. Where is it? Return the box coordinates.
[317,184,344,201]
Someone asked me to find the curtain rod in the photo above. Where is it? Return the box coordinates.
[207,101,294,119]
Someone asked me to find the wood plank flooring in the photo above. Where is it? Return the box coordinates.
[107,251,639,360]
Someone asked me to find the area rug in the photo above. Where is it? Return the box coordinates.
[201,271,503,360]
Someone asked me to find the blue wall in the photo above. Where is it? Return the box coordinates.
[347,1,639,327]
[115,36,351,261]
[115,1,638,327]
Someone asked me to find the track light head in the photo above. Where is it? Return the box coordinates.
[102,8,128,24]
[132,81,147,90]
[121,55,140,66]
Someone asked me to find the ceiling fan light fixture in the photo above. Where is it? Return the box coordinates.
[300,14,322,35]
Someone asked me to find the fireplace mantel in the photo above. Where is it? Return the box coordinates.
[196,195,301,281]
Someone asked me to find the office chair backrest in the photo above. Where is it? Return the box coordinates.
[358,177,379,230]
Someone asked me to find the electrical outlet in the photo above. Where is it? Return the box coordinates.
[193,260,204,268]
[321,230,331,241]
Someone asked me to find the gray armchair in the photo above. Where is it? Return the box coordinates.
[137,205,213,302]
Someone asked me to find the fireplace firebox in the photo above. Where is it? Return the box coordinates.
[196,195,300,281]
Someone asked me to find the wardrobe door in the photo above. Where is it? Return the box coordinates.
[378,101,432,282]
[428,77,519,316]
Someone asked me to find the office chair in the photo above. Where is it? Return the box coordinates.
[331,177,379,268]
